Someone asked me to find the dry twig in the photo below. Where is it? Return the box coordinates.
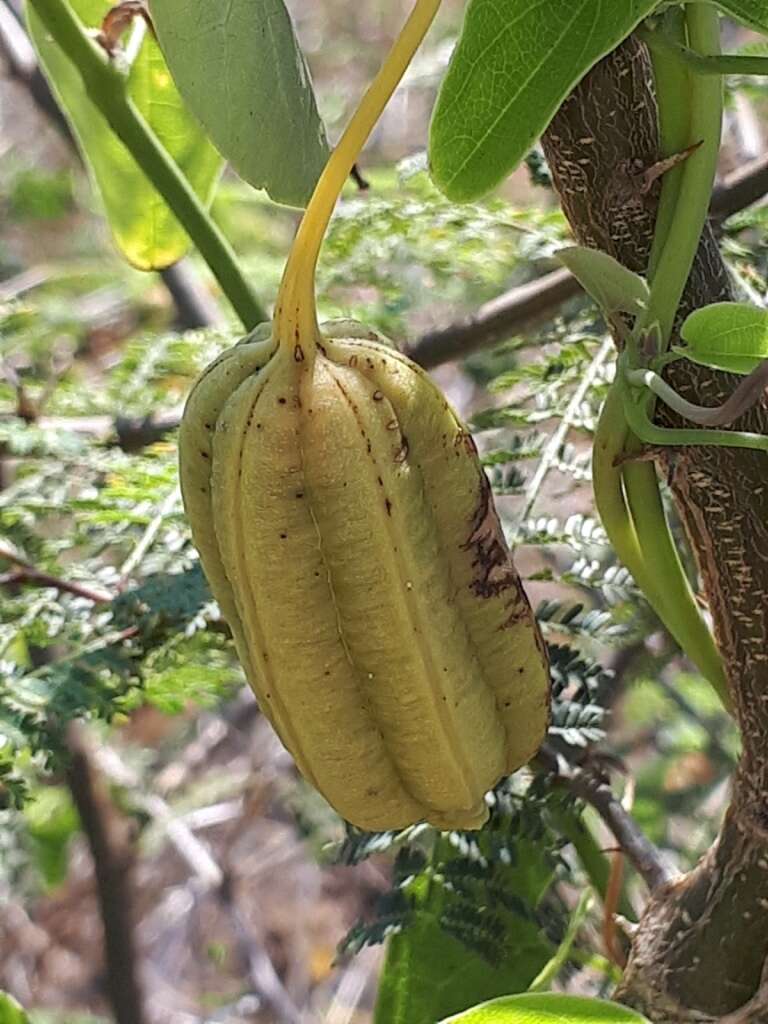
[0,543,111,603]
[538,742,676,893]
[64,723,147,1024]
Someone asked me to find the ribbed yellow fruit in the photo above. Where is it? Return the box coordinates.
[178,0,550,831]
[180,320,549,831]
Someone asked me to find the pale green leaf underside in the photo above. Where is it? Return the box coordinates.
[28,1,223,270]
[440,993,651,1024]
[149,0,329,209]
[714,0,768,33]
[429,0,658,202]
[679,301,768,374]
[558,246,650,316]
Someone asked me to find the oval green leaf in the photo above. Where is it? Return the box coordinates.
[429,0,658,202]
[558,247,650,317]
[679,302,768,375]
[149,0,329,209]
[714,1,768,33]
[440,993,651,1024]
[28,1,223,270]
[0,993,30,1024]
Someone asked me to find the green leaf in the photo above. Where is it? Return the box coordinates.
[374,839,554,1024]
[28,1,223,270]
[149,0,329,209]
[439,993,651,1024]
[713,1,768,33]
[23,786,79,889]
[0,993,31,1024]
[557,247,650,316]
[679,302,768,374]
[429,0,658,201]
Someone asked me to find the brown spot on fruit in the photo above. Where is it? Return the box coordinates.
[373,390,384,401]
[385,498,392,516]
[454,430,478,456]
[294,344,305,362]
[463,473,528,615]
[394,438,409,463]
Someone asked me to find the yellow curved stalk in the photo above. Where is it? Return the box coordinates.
[273,0,442,352]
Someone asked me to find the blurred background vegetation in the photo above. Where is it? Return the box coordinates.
[1,1,766,1022]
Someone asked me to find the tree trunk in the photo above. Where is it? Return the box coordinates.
[541,37,768,1022]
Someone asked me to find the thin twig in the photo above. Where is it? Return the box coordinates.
[0,543,111,603]
[0,266,56,302]
[711,153,768,224]
[64,723,147,1024]
[603,774,636,969]
[325,948,379,1024]
[538,742,676,892]
[0,567,111,603]
[93,743,303,1024]
[219,874,305,1024]
[405,267,582,369]
[118,485,181,581]
[515,335,614,535]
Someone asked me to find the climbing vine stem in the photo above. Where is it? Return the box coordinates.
[643,3,723,346]
[589,4,732,709]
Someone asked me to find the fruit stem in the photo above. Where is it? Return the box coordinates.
[274,0,442,356]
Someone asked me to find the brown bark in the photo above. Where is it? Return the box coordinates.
[541,38,768,1022]
[65,723,146,1024]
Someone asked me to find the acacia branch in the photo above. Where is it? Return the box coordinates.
[406,153,768,370]
[405,266,581,368]
[538,743,676,893]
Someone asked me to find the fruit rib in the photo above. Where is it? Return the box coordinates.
[327,337,550,770]
[178,0,552,831]
[211,363,431,829]
[178,340,273,663]
[306,356,504,820]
